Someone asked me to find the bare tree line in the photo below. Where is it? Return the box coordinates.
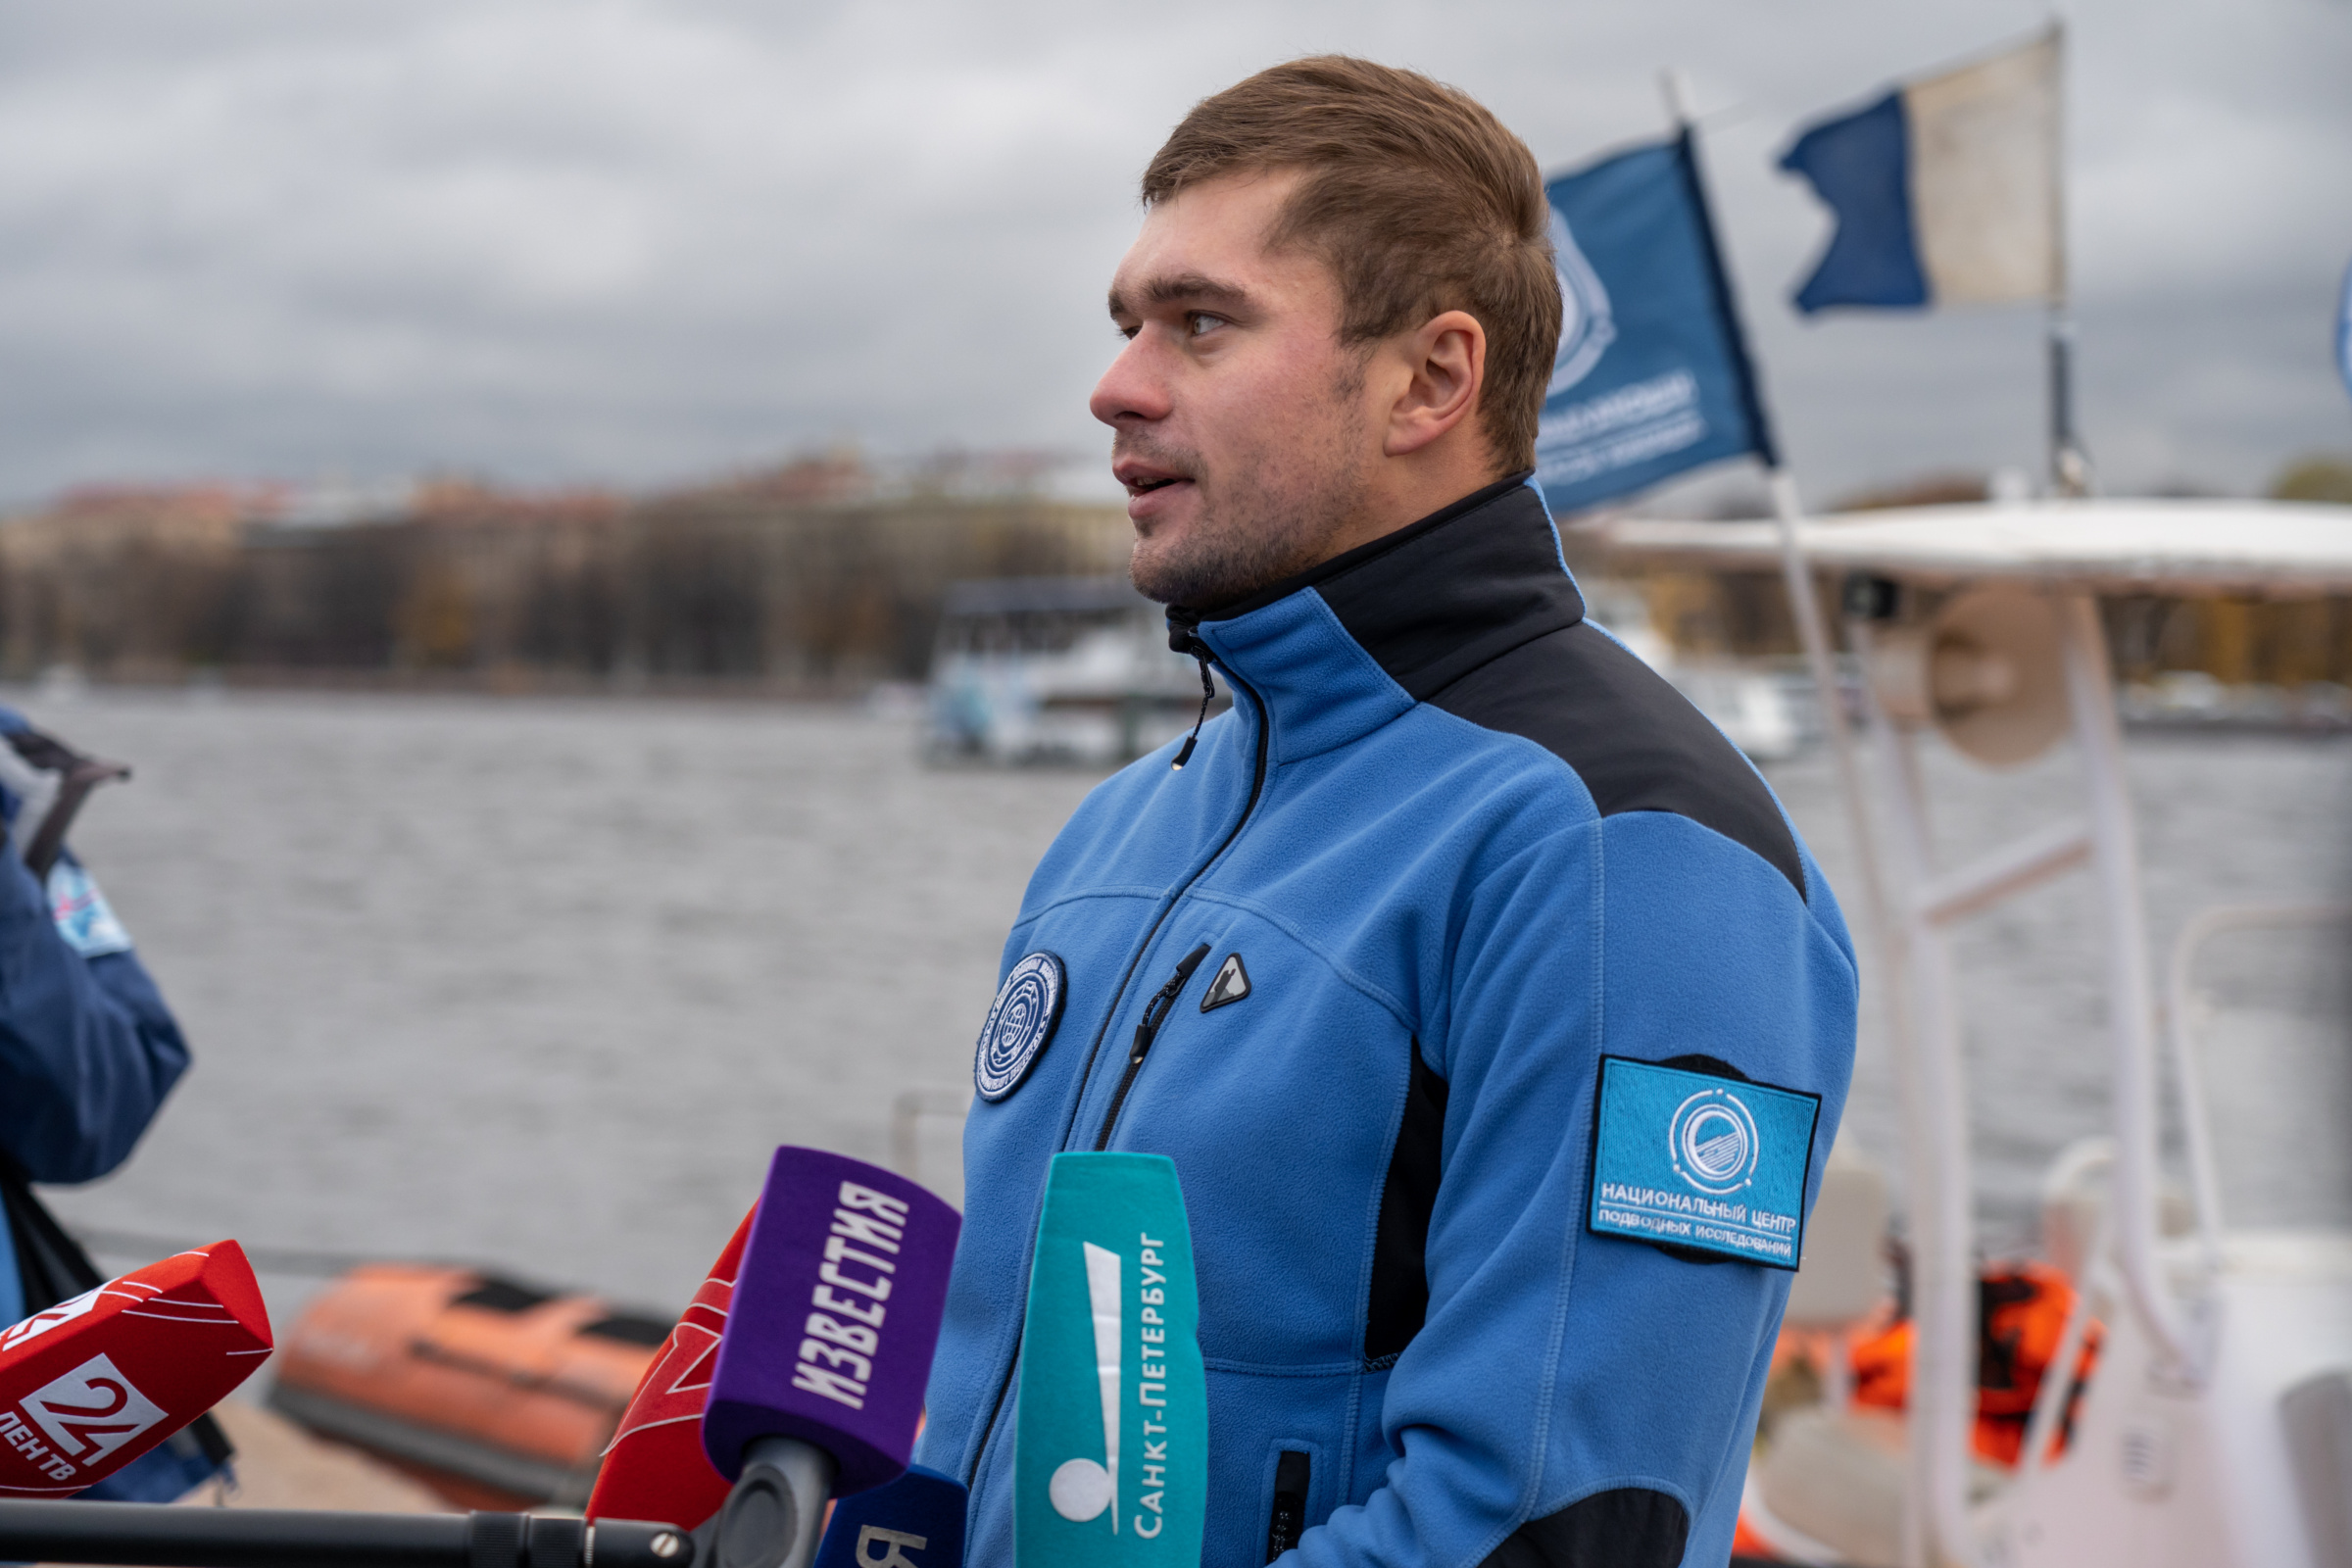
[0,466,1130,693]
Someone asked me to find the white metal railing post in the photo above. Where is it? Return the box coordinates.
[2054,594,2191,1375]
[1844,619,1976,1568]
[2017,1141,2115,1475]
[2164,903,2352,1276]
[1778,482,1963,1563]
[1889,750,1980,1568]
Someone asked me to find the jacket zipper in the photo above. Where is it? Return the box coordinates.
[962,619,1271,1498]
[1094,942,1211,1151]
[1266,1448,1312,1560]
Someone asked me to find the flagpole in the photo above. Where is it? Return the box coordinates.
[1663,74,1933,1568]
[2046,23,2087,497]
[1660,71,1894,981]
[2049,309,2086,496]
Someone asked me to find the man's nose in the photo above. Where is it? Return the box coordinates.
[1090,333,1172,428]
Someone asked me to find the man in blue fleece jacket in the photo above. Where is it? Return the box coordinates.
[916,57,1859,1566]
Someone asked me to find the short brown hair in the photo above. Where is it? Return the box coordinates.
[1142,57,1560,473]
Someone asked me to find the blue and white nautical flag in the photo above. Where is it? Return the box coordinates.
[1780,28,2062,313]
[1535,131,1775,513]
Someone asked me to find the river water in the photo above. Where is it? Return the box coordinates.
[16,685,2350,1339]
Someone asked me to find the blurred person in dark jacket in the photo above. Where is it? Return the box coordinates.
[0,707,220,1499]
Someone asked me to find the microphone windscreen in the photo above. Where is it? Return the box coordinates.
[702,1147,959,1495]
[0,1241,271,1497]
[811,1463,966,1568]
[1014,1153,1204,1568]
[586,1205,756,1529]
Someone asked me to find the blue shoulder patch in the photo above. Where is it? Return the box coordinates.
[1588,1055,1820,1269]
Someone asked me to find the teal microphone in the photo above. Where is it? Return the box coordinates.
[1014,1152,1205,1568]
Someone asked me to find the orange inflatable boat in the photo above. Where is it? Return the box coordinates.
[269,1265,669,1508]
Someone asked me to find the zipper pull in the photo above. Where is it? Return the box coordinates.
[1166,612,1216,771]
[1132,944,1211,1063]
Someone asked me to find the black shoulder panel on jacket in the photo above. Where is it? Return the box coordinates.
[1431,622,1805,896]
[1311,482,1585,701]
[1364,1039,1447,1365]
[1480,1487,1690,1568]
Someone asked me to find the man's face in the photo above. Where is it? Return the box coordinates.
[1092,172,1377,610]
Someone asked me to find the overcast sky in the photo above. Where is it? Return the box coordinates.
[0,0,2346,511]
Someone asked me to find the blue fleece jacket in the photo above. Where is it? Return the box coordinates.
[916,477,1858,1567]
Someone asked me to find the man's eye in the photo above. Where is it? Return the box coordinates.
[1187,313,1225,337]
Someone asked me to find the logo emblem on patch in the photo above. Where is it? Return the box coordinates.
[975,952,1067,1102]
[1199,954,1250,1012]
[1588,1055,1822,1269]
[1669,1086,1761,1196]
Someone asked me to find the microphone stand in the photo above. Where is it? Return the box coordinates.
[0,1500,694,1568]
[705,1436,837,1568]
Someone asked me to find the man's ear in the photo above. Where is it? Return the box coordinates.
[1381,310,1486,459]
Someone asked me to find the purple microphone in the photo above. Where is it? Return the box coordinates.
[700,1147,960,1568]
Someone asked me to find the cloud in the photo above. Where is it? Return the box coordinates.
[0,0,2344,505]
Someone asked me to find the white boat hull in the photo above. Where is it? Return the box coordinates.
[1984,1233,2352,1568]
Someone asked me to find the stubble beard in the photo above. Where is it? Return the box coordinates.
[1124,364,1371,612]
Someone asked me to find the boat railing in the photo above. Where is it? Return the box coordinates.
[2165,902,2352,1272]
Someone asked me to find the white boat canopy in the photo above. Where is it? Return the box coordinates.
[1590,496,2352,596]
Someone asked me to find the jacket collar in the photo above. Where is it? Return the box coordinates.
[1167,475,1584,763]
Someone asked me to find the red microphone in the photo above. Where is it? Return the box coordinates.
[586,1207,753,1531]
[0,1242,271,1496]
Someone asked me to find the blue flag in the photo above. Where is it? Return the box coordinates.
[1780,31,2063,314]
[1778,94,1925,311]
[1535,130,1774,514]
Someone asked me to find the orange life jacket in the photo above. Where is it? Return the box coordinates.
[1849,1260,2101,1466]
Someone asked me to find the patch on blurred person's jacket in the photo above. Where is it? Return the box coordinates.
[48,859,132,958]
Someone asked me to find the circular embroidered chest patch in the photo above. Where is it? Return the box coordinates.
[974,952,1067,1102]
